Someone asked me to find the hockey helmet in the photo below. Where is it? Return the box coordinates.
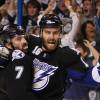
[39,14,62,29]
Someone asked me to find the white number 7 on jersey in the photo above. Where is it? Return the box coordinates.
[15,66,24,79]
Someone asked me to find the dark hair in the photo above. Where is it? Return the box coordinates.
[26,0,41,11]
[0,24,25,45]
[96,0,100,5]
[81,20,95,39]
[76,39,90,55]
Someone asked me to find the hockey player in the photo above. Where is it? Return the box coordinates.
[0,25,36,100]
[27,14,100,100]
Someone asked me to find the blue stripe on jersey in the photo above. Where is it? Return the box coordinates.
[67,63,100,88]
[67,68,85,80]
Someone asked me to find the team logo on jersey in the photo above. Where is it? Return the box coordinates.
[32,58,58,91]
[12,50,25,61]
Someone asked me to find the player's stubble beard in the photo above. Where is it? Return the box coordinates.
[41,37,60,52]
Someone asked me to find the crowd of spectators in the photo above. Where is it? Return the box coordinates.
[0,0,100,100]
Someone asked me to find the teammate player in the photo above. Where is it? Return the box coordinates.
[0,25,36,100]
[27,14,100,100]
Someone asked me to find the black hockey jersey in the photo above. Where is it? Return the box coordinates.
[28,36,100,100]
[6,50,36,100]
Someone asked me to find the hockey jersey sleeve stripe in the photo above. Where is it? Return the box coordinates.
[67,63,100,87]
[67,68,85,80]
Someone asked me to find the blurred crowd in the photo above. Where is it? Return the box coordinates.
[0,0,100,100]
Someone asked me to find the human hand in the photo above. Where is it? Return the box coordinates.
[64,0,74,12]
[48,0,57,10]
[64,0,72,9]
[83,40,92,49]
[0,46,10,59]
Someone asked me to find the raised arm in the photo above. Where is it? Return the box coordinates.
[62,47,100,88]
[84,40,100,66]
[61,0,80,48]
[37,0,57,25]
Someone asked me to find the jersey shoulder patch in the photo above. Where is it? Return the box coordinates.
[12,50,25,61]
